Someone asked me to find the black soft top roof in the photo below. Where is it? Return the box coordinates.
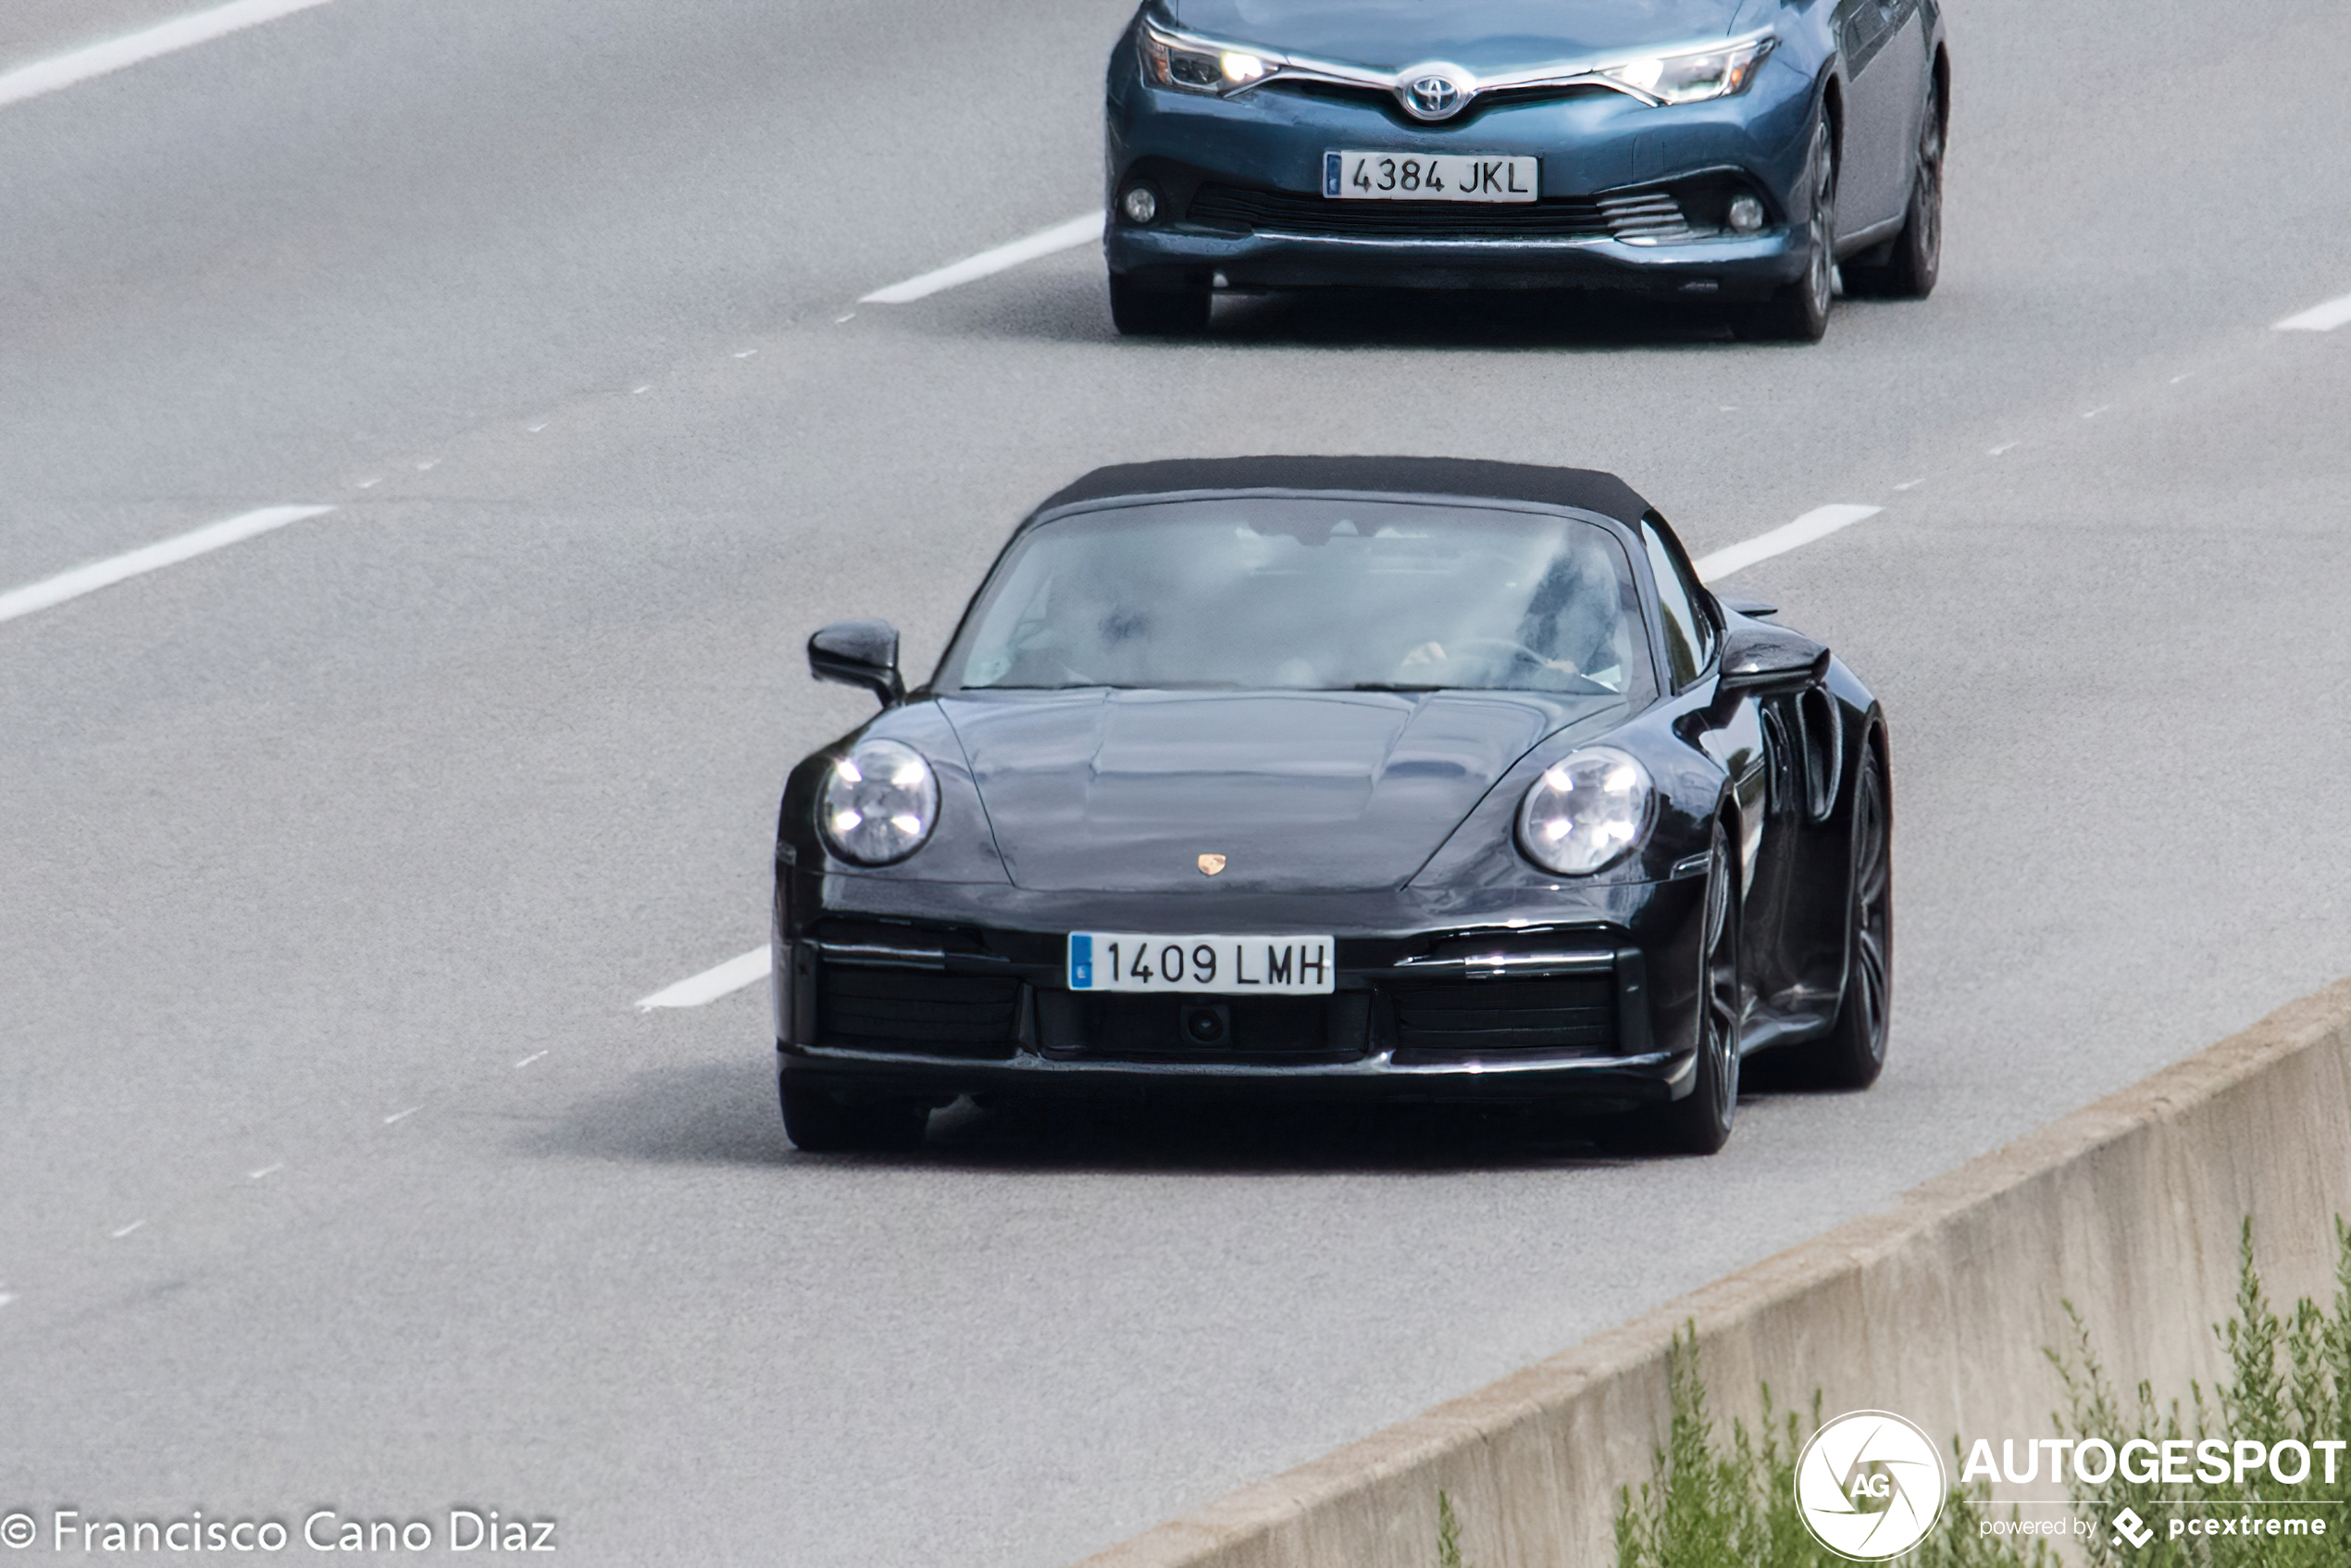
[1030,456,1655,527]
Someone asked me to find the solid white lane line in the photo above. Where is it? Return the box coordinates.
[638,947,771,1012]
[862,213,1103,305]
[0,0,335,110]
[2275,292,2351,332]
[1694,504,1882,582]
[0,504,332,628]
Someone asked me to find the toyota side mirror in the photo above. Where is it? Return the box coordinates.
[1715,623,1829,699]
[808,619,905,706]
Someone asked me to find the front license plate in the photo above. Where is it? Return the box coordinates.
[1325,150,1537,203]
[1067,933,1336,995]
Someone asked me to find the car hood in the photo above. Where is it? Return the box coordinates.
[938,689,1615,893]
[1160,0,1749,74]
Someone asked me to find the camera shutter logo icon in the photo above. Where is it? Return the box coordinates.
[1795,1410,1947,1560]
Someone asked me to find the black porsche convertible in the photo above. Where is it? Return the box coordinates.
[774,458,1890,1154]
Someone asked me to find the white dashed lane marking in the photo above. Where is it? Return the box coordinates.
[2275,292,2351,331]
[638,948,771,1012]
[381,1106,418,1126]
[247,1163,283,1180]
[861,213,1102,305]
[0,0,336,110]
[1693,504,1883,582]
[0,504,333,628]
[109,1220,145,1240]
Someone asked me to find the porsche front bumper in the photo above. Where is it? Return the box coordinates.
[774,874,1710,1109]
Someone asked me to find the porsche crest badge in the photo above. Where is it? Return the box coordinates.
[1197,853,1227,877]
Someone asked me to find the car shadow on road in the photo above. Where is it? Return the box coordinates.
[916,1094,1639,1175]
[942,274,1757,353]
[1209,287,1746,351]
[518,1057,793,1169]
[516,1052,1763,1176]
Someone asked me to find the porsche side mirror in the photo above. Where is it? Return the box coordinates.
[808,618,905,706]
[1715,623,1829,699]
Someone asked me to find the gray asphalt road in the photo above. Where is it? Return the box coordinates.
[4,0,2348,1563]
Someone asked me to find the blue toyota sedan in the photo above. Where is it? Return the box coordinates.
[1103,0,1947,341]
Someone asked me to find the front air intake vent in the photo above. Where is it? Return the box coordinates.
[816,965,1021,1057]
[1187,185,1613,240]
[1596,192,1691,243]
[1388,977,1619,1063]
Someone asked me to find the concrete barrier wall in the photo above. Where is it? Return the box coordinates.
[1076,977,2351,1568]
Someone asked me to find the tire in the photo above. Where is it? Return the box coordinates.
[1844,76,1943,300]
[1108,272,1211,337]
[1785,742,1893,1089]
[1650,823,1744,1154]
[1744,112,1835,343]
[779,1076,929,1152]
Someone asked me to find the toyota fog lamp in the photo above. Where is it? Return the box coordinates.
[1516,749,1655,876]
[820,740,939,865]
[1600,34,1774,105]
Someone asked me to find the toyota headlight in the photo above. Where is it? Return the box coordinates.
[1516,748,1655,876]
[1140,24,1271,94]
[819,740,939,865]
[1599,34,1774,105]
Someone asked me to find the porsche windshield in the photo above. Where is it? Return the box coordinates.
[939,498,1646,695]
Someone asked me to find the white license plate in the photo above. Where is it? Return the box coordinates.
[1325,151,1537,203]
[1067,933,1336,995]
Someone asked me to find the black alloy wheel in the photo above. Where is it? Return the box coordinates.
[1845,77,1943,299]
[1745,113,1835,342]
[1109,272,1212,336]
[779,1077,930,1152]
[1790,744,1892,1089]
[1652,822,1743,1153]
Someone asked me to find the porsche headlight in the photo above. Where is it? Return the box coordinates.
[1600,34,1774,105]
[1516,748,1654,876]
[819,740,939,865]
[1140,25,1270,94]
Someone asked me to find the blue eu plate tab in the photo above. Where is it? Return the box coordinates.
[1068,933,1094,989]
[1324,152,1342,198]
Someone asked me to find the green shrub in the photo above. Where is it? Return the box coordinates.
[1611,1218,2351,1565]
[1613,1325,2051,1568]
[2049,1217,2351,1566]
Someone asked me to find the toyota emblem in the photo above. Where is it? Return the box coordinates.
[1402,69,1468,119]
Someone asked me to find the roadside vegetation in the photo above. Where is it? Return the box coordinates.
[2049,1219,2351,1568]
[1597,1219,2351,1567]
[1610,1325,2046,1568]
